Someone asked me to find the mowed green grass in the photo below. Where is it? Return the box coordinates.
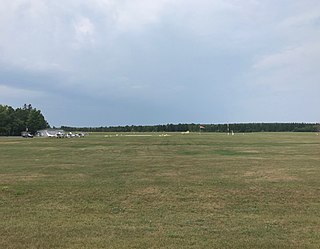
[0,132,320,248]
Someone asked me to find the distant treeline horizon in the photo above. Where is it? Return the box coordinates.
[60,123,320,133]
[2,103,319,136]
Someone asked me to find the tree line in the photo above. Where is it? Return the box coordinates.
[1,103,319,136]
[0,104,49,136]
[61,122,320,133]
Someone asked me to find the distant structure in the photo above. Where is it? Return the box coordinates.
[181,131,190,134]
[36,129,65,138]
[21,131,33,138]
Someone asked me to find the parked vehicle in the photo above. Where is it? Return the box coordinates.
[21,131,34,138]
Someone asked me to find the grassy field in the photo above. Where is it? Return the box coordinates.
[1,132,320,248]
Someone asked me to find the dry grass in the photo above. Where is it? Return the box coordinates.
[243,169,300,182]
[1,132,320,248]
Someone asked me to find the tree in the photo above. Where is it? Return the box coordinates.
[26,109,49,134]
[0,104,49,136]
[0,105,15,135]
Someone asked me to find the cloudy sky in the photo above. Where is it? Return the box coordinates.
[1,0,319,126]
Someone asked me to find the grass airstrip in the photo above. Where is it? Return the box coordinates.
[1,132,320,248]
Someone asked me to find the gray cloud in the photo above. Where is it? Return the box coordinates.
[1,0,319,125]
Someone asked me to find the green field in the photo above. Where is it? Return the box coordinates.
[1,133,320,248]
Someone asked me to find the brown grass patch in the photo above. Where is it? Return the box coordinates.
[155,171,180,178]
[0,173,47,184]
[0,141,22,145]
[244,169,299,182]
[138,186,160,195]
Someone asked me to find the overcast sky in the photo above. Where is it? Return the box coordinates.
[1,0,320,126]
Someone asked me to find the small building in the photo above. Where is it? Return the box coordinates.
[36,129,65,138]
